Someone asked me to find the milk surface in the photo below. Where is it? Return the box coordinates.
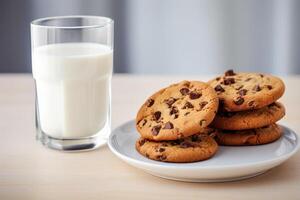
[32,43,113,139]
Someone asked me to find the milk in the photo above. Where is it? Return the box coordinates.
[32,43,113,139]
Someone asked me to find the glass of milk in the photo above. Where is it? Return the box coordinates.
[31,16,113,151]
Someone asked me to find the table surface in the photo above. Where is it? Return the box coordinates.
[1,73,300,200]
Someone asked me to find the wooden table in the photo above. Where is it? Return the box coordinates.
[1,74,300,200]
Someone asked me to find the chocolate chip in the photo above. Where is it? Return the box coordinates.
[153,111,161,121]
[189,91,202,99]
[158,147,165,152]
[184,112,190,116]
[237,89,248,96]
[170,106,179,115]
[223,78,235,85]
[180,88,190,95]
[182,101,194,109]
[139,139,146,146]
[145,153,150,158]
[216,77,221,81]
[174,114,179,119]
[267,85,273,90]
[164,97,177,108]
[199,101,208,110]
[137,119,142,126]
[236,85,244,90]
[146,99,154,107]
[234,96,244,105]
[245,78,252,82]
[151,125,161,136]
[180,141,195,148]
[225,69,236,76]
[163,122,174,129]
[248,101,255,107]
[260,74,264,78]
[142,119,147,126]
[253,85,261,91]
[183,81,190,87]
[199,119,206,127]
[215,85,225,92]
[156,155,167,161]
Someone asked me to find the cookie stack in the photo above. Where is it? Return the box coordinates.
[134,71,286,163]
[135,81,219,163]
[208,70,285,145]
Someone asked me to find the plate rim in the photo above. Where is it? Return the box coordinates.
[108,120,300,170]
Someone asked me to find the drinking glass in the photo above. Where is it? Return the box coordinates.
[31,16,114,151]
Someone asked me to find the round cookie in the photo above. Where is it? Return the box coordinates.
[136,131,218,163]
[211,102,285,130]
[136,80,219,141]
[214,124,282,146]
[208,70,285,112]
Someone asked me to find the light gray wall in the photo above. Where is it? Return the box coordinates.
[122,0,300,75]
[0,0,123,73]
[0,0,300,74]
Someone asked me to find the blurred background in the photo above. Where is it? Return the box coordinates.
[1,0,300,75]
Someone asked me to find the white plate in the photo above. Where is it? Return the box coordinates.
[108,120,299,182]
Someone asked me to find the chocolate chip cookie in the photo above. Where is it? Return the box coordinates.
[136,130,218,163]
[214,123,282,146]
[211,102,285,130]
[208,70,285,112]
[136,80,219,141]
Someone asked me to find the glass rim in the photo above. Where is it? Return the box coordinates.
[31,15,114,29]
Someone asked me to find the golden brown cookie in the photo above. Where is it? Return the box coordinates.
[214,124,282,146]
[136,131,218,163]
[136,80,219,141]
[211,102,285,130]
[208,70,285,112]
